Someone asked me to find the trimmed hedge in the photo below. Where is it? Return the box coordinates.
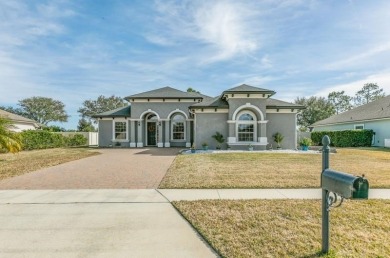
[311,129,374,147]
[19,131,87,150]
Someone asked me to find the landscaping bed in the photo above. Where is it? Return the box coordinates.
[173,199,390,257]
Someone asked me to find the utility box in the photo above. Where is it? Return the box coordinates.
[322,169,369,199]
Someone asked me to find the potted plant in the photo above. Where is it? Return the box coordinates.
[202,142,208,151]
[272,132,284,149]
[190,143,196,153]
[248,144,254,151]
[212,132,225,150]
[299,137,312,151]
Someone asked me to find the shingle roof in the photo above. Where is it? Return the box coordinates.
[312,95,390,126]
[92,105,131,118]
[0,109,38,125]
[223,84,276,95]
[266,98,305,109]
[124,86,207,100]
[190,97,229,108]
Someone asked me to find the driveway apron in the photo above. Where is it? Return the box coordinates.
[0,148,178,190]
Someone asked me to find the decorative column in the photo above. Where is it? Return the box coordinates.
[137,120,143,147]
[185,120,191,147]
[258,120,268,144]
[129,120,136,147]
[227,120,236,143]
[164,120,170,147]
[157,120,163,147]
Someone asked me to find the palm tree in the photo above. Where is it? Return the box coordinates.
[0,117,22,153]
[212,132,225,150]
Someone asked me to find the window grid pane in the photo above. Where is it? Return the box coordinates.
[115,122,126,140]
[172,121,184,140]
[237,124,254,142]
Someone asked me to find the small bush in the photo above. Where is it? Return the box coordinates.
[67,134,87,146]
[311,129,374,147]
[19,131,87,150]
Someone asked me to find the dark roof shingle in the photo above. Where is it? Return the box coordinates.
[92,106,131,118]
[124,86,207,99]
[312,95,390,126]
[223,84,276,95]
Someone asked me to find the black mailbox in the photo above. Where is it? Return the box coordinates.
[321,169,369,199]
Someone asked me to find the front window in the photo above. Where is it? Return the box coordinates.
[171,114,185,140]
[114,121,126,140]
[236,111,256,142]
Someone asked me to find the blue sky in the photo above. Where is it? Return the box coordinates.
[1,0,390,129]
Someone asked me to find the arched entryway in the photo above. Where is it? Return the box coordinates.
[145,113,159,146]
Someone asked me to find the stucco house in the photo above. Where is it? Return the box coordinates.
[311,95,390,147]
[93,84,304,150]
[0,109,39,132]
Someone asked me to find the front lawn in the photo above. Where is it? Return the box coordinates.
[0,148,100,180]
[174,199,390,257]
[159,148,390,188]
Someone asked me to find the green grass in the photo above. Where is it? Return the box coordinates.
[174,199,390,257]
[159,148,390,188]
[0,148,100,180]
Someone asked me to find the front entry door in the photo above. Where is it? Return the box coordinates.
[147,122,157,146]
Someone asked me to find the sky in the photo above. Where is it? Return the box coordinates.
[1,0,390,129]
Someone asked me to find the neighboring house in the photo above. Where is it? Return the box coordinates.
[93,84,304,150]
[0,109,39,132]
[311,95,390,147]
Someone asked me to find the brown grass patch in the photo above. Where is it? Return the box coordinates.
[159,148,390,188]
[174,199,390,257]
[0,148,100,180]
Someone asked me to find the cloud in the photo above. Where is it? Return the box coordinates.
[151,0,259,62]
[314,71,390,98]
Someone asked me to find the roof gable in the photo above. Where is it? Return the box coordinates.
[92,105,131,118]
[223,84,276,94]
[0,109,38,124]
[312,95,390,126]
[124,86,206,100]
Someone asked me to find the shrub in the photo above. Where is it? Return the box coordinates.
[299,137,312,146]
[67,134,87,146]
[19,131,87,150]
[311,130,374,147]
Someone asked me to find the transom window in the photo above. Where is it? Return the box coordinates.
[114,121,127,140]
[236,110,257,142]
[171,114,185,140]
[354,124,364,130]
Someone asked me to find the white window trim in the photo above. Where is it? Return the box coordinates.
[354,124,364,130]
[171,114,186,142]
[112,119,128,142]
[236,110,257,142]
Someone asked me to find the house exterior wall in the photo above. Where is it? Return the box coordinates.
[312,119,390,147]
[10,122,36,132]
[98,120,113,147]
[227,98,267,120]
[266,113,297,149]
[130,102,195,119]
[195,113,229,150]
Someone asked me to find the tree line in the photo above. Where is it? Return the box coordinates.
[295,83,386,131]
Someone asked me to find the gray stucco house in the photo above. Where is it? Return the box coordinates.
[93,84,304,150]
[311,95,390,147]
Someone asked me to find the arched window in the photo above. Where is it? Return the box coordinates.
[236,110,257,142]
[171,114,186,140]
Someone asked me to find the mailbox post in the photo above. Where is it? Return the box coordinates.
[321,135,369,254]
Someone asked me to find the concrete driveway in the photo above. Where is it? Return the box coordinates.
[0,148,179,190]
[0,189,218,258]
